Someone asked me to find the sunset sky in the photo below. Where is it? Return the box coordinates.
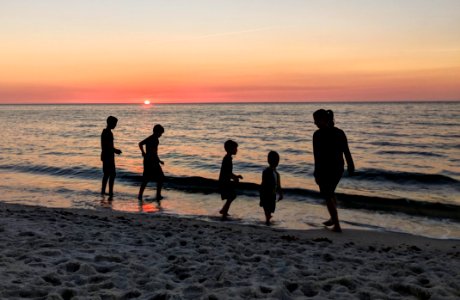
[1,0,459,103]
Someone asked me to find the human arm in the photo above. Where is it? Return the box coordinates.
[231,173,243,182]
[343,133,355,175]
[278,190,284,201]
[277,172,283,201]
[138,138,147,157]
[312,131,320,182]
[153,142,163,165]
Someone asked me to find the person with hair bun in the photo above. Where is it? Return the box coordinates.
[313,109,355,232]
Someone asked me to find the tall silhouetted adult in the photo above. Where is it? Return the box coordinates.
[101,116,122,199]
[313,109,354,232]
[138,124,165,201]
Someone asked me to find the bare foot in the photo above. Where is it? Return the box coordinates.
[331,226,342,233]
[323,219,334,226]
[219,210,230,216]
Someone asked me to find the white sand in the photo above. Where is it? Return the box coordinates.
[0,202,458,300]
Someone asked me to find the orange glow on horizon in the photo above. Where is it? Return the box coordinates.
[1,1,459,103]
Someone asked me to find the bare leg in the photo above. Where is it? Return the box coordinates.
[220,199,233,220]
[101,174,109,195]
[326,195,341,232]
[323,219,334,226]
[264,208,272,226]
[138,180,148,200]
[108,175,115,197]
[156,180,163,200]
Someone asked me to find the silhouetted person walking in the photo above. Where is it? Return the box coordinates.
[219,140,243,220]
[138,124,165,201]
[313,109,354,232]
[260,151,283,225]
[101,116,122,199]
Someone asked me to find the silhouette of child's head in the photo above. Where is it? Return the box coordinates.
[267,151,280,168]
[224,140,238,155]
[153,124,164,136]
[313,109,334,128]
[106,116,118,129]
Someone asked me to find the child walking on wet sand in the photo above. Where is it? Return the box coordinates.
[138,124,165,201]
[260,151,283,225]
[218,140,243,220]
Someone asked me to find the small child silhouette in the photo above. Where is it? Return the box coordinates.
[260,151,283,225]
[218,140,243,220]
[138,124,165,201]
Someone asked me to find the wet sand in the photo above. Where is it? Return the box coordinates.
[0,202,458,299]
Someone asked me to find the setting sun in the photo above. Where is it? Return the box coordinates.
[144,100,151,105]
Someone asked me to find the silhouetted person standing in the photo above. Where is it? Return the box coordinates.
[101,116,122,199]
[219,140,243,220]
[260,151,283,225]
[138,124,165,201]
[313,109,354,232]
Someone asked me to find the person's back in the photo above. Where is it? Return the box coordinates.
[143,135,160,163]
[100,116,122,198]
[138,124,165,201]
[260,167,277,198]
[219,154,233,187]
[218,140,243,220]
[313,126,347,175]
[259,151,283,225]
[312,109,354,232]
[101,128,114,160]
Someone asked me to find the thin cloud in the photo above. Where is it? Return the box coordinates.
[160,26,288,44]
[187,27,277,39]
[403,48,460,53]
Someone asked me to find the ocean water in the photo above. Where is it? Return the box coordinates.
[1,103,459,239]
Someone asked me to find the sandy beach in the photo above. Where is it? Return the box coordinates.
[0,202,458,300]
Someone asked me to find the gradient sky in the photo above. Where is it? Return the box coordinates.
[1,0,460,103]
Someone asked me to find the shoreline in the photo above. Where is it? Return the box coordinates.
[2,166,459,222]
[1,202,459,299]
[1,100,459,105]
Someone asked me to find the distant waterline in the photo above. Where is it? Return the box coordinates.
[0,103,459,238]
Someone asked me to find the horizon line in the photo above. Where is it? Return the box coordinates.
[0,100,459,105]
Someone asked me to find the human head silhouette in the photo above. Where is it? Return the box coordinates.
[106,116,118,129]
[313,108,330,128]
[224,140,238,155]
[153,124,164,137]
[267,151,280,168]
